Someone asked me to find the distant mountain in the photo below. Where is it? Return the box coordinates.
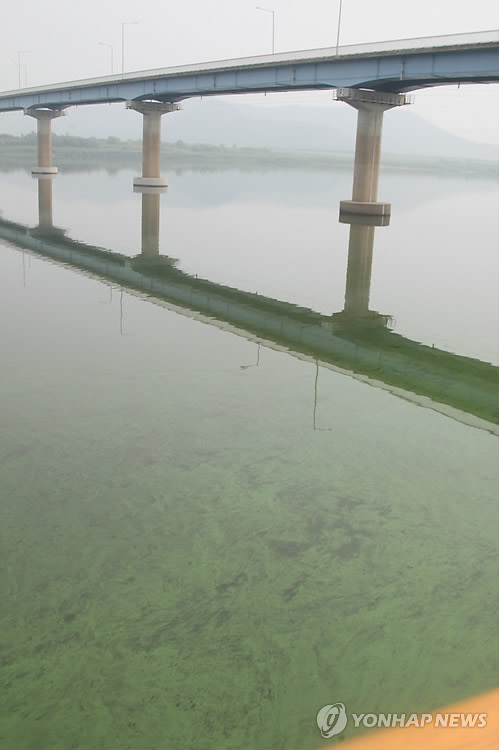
[2,97,498,162]
[156,99,499,161]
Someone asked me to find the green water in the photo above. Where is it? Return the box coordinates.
[1,164,498,749]
[1,249,497,750]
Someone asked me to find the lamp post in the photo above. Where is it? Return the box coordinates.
[335,0,343,56]
[98,42,114,74]
[256,6,275,54]
[121,21,139,74]
[17,50,31,89]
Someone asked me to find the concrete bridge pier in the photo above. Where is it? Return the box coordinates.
[24,108,65,175]
[127,101,181,188]
[335,88,410,216]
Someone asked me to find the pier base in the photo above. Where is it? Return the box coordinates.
[340,200,391,217]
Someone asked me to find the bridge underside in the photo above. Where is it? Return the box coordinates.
[363,73,498,92]
[6,75,496,113]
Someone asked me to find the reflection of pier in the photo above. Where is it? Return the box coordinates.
[328,212,391,331]
[130,185,178,269]
[30,174,65,240]
[0,192,497,430]
[37,176,54,229]
[141,190,161,258]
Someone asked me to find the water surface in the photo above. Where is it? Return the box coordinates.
[0,164,497,750]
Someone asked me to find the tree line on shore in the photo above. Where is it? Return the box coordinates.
[0,132,496,176]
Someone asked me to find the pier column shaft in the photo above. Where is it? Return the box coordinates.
[38,117,52,167]
[24,109,65,175]
[142,112,162,178]
[127,101,180,187]
[351,104,386,203]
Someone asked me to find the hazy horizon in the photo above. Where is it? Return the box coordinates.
[1,97,498,164]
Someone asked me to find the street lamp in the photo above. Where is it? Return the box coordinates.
[121,21,139,74]
[256,6,275,54]
[17,50,31,89]
[335,0,343,56]
[98,42,114,74]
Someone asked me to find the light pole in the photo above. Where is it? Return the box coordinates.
[121,21,139,74]
[335,0,343,56]
[17,50,31,89]
[98,42,114,74]
[256,6,275,54]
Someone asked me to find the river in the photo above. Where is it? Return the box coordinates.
[0,161,497,750]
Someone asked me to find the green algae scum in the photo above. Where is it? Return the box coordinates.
[2,279,497,749]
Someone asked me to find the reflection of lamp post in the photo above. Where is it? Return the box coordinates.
[120,289,125,335]
[256,6,275,54]
[335,0,343,56]
[121,21,139,74]
[98,42,114,74]
[240,344,261,370]
[313,361,332,431]
[17,50,30,89]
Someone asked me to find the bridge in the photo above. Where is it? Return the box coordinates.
[0,30,497,110]
[0,30,498,214]
[0,175,497,432]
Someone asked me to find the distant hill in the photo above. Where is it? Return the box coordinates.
[2,97,498,162]
[155,99,499,161]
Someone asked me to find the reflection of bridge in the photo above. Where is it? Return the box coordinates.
[1,31,498,213]
[0,175,497,432]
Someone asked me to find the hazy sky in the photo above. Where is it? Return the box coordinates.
[1,0,498,144]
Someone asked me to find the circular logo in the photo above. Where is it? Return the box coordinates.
[317,702,348,739]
